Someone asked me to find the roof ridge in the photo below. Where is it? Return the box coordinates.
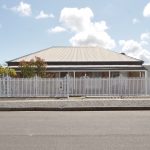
[52,46,101,48]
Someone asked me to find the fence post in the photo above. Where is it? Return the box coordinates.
[66,74,69,98]
[120,77,122,96]
[145,78,147,96]
[145,71,148,96]
[2,74,5,97]
[35,75,38,97]
[6,75,9,97]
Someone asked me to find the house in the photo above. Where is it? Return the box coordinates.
[3,47,149,97]
[7,46,147,78]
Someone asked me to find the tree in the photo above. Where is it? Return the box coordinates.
[19,60,35,78]
[19,57,47,78]
[34,57,47,77]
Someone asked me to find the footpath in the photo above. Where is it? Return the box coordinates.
[0,97,150,110]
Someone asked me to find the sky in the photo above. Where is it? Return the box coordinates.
[0,0,150,64]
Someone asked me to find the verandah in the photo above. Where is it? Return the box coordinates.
[46,71,146,78]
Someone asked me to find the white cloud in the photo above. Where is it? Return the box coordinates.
[60,7,93,32]
[119,39,150,64]
[35,11,54,19]
[140,32,150,41]
[59,7,116,49]
[143,2,150,17]
[48,26,66,33]
[132,18,139,24]
[69,23,115,48]
[11,1,32,16]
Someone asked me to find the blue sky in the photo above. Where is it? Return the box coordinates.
[0,0,150,64]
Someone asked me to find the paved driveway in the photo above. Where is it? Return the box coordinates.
[0,111,150,150]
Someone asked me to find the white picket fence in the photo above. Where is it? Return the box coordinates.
[0,76,150,97]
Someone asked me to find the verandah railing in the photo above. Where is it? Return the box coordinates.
[0,76,150,97]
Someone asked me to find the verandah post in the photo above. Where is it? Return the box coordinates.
[73,71,75,93]
[84,73,87,97]
[108,71,110,95]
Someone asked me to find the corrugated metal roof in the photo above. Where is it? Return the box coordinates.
[9,46,142,62]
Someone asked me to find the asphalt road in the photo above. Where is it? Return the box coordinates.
[0,111,150,150]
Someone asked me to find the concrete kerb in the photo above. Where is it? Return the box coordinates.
[0,97,150,111]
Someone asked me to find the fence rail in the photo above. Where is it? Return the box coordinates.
[0,76,150,97]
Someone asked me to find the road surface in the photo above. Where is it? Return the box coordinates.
[0,111,150,150]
